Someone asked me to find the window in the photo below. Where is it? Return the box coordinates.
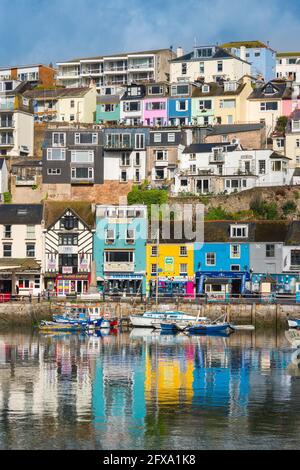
[260,102,278,111]
[266,244,275,258]
[168,133,175,143]
[52,133,66,147]
[126,230,135,244]
[135,134,145,149]
[59,234,78,246]
[258,160,266,174]
[71,150,94,163]
[156,150,168,161]
[47,149,66,161]
[276,138,284,148]
[151,264,157,274]
[134,153,140,166]
[105,251,134,262]
[272,160,282,172]
[106,133,131,149]
[145,101,166,111]
[26,244,35,258]
[155,169,165,180]
[199,100,212,110]
[121,153,130,166]
[151,246,158,257]
[47,168,61,175]
[292,120,300,131]
[230,244,240,259]
[26,225,35,240]
[106,229,115,244]
[154,133,161,143]
[59,254,78,269]
[4,225,11,239]
[220,99,235,109]
[231,265,240,271]
[70,100,75,108]
[231,225,248,238]
[190,153,196,160]
[71,167,94,180]
[75,133,98,145]
[190,164,197,173]
[176,100,188,111]
[217,61,223,72]
[148,85,164,95]
[199,62,205,74]
[206,253,216,266]
[34,276,40,289]
[180,264,188,275]
[291,250,300,266]
[182,63,187,75]
[60,216,78,230]
[121,170,128,182]
[296,139,300,148]
[134,169,140,182]
[224,82,238,92]
[123,101,140,112]
[180,246,187,257]
[171,84,189,96]
[3,244,11,257]
[70,115,75,122]
[202,85,210,93]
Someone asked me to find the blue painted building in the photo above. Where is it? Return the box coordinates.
[194,222,252,295]
[94,205,148,295]
[168,83,193,126]
[221,41,276,81]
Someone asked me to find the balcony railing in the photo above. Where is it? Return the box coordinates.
[104,262,134,273]
[15,176,37,186]
[209,153,225,163]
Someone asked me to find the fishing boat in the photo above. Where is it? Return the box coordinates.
[130,311,199,328]
[287,317,300,329]
[53,304,116,330]
[160,322,179,333]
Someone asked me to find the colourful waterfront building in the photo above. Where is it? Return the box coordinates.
[194,221,251,297]
[143,83,169,126]
[168,83,193,126]
[94,205,148,295]
[146,238,195,298]
[96,95,121,124]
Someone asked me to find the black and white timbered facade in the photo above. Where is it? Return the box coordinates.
[43,207,94,296]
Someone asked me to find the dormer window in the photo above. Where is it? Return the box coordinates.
[230,224,248,238]
[224,81,238,92]
[202,85,210,93]
[195,47,214,58]
[264,84,276,95]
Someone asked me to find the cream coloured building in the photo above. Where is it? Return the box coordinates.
[0,205,43,296]
[170,45,251,84]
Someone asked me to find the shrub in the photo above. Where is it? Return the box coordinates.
[250,195,278,220]
[282,200,297,215]
[3,192,12,204]
[127,186,168,216]
[205,206,231,220]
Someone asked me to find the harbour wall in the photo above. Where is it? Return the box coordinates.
[0,300,299,327]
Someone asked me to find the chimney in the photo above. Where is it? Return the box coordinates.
[177,47,184,58]
[240,46,246,61]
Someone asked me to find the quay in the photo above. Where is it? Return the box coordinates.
[0,297,300,328]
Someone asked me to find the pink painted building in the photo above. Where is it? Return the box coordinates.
[143,83,169,126]
[282,98,300,117]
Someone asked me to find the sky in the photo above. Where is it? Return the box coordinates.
[1,0,300,66]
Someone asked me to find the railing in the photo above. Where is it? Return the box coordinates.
[15,176,36,186]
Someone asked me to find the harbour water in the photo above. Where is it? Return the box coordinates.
[0,328,300,450]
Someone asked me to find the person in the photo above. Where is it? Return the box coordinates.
[16,285,19,295]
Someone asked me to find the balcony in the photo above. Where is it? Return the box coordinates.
[155,159,168,167]
[209,153,225,164]
[104,262,134,273]
[81,67,103,76]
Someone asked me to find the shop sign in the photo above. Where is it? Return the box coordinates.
[164,257,174,273]
[62,267,73,274]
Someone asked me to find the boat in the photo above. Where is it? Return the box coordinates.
[160,322,179,333]
[38,321,87,332]
[229,324,255,331]
[287,317,300,329]
[53,304,116,330]
[285,329,300,347]
[187,322,232,335]
[130,311,203,328]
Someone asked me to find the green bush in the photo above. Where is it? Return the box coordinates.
[3,192,12,204]
[127,186,168,216]
[250,195,278,220]
[282,200,297,215]
[205,206,231,220]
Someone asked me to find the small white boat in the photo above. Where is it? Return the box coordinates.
[287,318,300,329]
[130,311,198,328]
[230,325,255,331]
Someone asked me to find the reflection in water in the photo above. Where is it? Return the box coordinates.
[0,329,299,449]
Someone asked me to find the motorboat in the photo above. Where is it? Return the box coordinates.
[130,311,202,328]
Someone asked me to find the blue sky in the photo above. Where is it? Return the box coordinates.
[1,0,300,66]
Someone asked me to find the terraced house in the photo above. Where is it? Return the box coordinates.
[42,202,94,296]
[191,75,252,125]
[0,204,43,297]
[143,82,169,126]
[94,205,148,296]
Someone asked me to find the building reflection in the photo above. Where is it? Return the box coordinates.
[0,330,300,449]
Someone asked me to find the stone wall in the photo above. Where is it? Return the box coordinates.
[43,181,133,203]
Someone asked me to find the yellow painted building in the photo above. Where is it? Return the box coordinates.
[146,243,195,298]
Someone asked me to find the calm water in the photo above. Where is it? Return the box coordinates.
[0,327,300,450]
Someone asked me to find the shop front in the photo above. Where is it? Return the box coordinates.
[99,274,145,296]
[251,273,299,294]
[149,276,195,299]
[196,271,250,297]
[55,273,90,297]
[0,264,42,296]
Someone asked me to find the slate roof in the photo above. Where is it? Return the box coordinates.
[182,143,239,154]
[171,46,250,64]
[43,201,95,230]
[24,87,91,100]
[248,81,292,100]
[207,123,264,135]
[97,95,120,104]
[192,81,246,98]
[0,205,43,225]
[269,151,291,160]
